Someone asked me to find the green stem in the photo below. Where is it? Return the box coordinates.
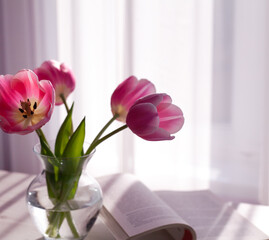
[46,212,65,237]
[65,211,80,238]
[36,128,49,145]
[91,113,119,145]
[46,192,80,238]
[60,93,70,113]
[46,204,79,238]
[86,124,128,155]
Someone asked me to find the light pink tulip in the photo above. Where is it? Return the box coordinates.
[126,93,184,141]
[34,60,75,105]
[111,76,156,122]
[0,70,55,135]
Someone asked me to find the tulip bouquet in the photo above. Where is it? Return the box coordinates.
[0,60,184,238]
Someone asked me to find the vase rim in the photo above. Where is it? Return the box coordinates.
[33,140,96,160]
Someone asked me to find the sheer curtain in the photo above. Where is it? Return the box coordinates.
[125,0,213,191]
[0,0,61,173]
[0,0,269,204]
[211,0,269,204]
[53,0,213,192]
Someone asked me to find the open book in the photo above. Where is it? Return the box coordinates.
[97,173,269,240]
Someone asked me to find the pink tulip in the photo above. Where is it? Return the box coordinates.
[0,70,55,135]
[126,93,184,141]
[34,60,75,105]
[111,76,156,122]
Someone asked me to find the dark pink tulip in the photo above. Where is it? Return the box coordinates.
[111,76,156,122]
[0,70,55,135]
[126,93,184,141]
[34,60,75,105]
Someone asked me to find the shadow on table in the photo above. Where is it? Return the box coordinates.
[0,172,39,239]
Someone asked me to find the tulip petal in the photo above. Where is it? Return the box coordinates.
[34,62,55,82]
[0,115,12,133]
[126,103,159,136]
[122,79,156,110]
[0,74,22,109]
[0,76,24,131]
[34,80,54,118]
[134,93,164,107]
[11,70,40,100]
[38,79,55,104]
[60,63,76,87]
[111,76,138,107]
[158,103,184,134]
[141,128,175,141]
[161,94,172,104]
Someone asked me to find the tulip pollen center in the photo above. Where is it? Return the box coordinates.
[19,99,37,119]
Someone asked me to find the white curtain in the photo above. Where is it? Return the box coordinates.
[0,0,269,204]
[211,0,269,204]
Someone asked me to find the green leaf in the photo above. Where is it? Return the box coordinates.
[36,129,49,155]
[62,117,86,158]
[36,129,54,158]
[54,103,74,157]
[40,139,53,157]
[40,140,60,167]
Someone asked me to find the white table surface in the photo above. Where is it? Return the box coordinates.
[1,169,269,240]
[0,170,114,240]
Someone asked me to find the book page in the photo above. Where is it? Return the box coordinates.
[235,202,269,236]
[98,174,195,239]
[156,190,269,240]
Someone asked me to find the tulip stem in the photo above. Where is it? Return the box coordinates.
[86,124,128,155]
[91,113,119,146]
[60,94,70,113]
[36,128,49,145]
[65,212,80,238]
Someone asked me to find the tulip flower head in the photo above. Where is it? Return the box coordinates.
[34,60,75,105]
[111,76,156,122]
[126,93,184,141]
[0,70,55,135]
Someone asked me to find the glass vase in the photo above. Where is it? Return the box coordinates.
[26,142,103,240]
